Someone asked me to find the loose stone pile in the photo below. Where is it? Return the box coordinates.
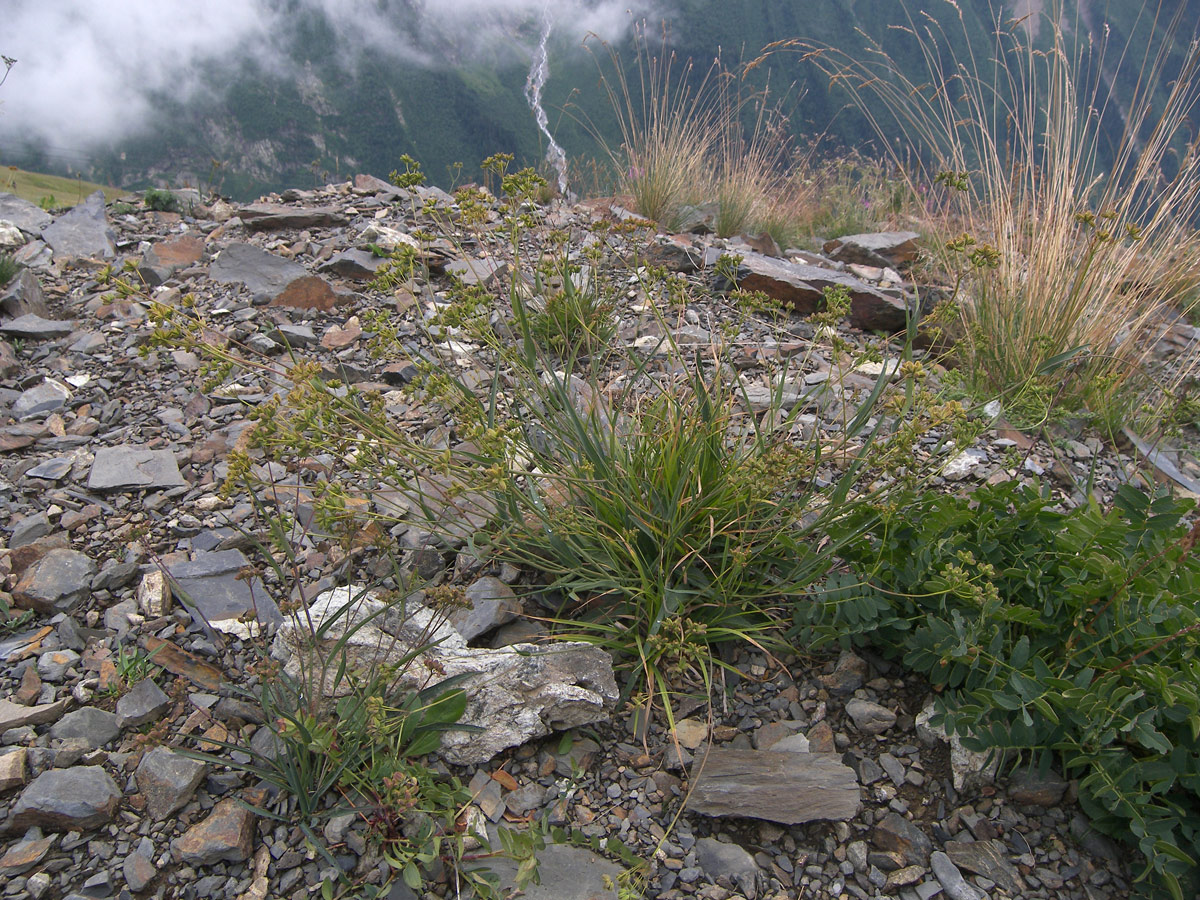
[0,179,1192,900]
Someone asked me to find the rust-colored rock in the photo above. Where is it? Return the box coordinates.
[146,234,205,269]
[172,797,256,864]
[141,636,223,691]
[271,276,342,311]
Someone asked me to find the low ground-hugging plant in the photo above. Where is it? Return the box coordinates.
[796,479,1200,899]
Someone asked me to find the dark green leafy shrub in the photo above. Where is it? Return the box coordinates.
[796,480,1200,898]
[143,187,179,212]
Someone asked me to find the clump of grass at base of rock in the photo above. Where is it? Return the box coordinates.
[796,479,1200,899]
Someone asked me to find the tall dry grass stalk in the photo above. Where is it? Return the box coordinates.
[586,27,719,229]
[583,26,804,239]
[777,2,1200,428]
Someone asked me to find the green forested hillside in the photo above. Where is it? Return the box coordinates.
[6,0,1198,198]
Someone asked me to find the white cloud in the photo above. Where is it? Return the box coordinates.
[0,0,661,149]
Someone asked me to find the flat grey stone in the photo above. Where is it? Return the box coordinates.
[36,649,81,682]
[271,323,317,347]
[846,698,897,735]
[165,549,282,633]
[485,840,620,900]
[874,811,933,866]
[136,747,207,820]
[0,698,69,733]
[687,749,861,824]
[0,314,75,339]
[123,852,156,892]
[10,766,122,830]
[15,239,53,269]
[14,548,96,614]
[88,445,185,491]
[24,457,73,481]
[945,840,1023,894]
[236,203,347,231]
[879,751,906,786]
[117,678,171,729]
[209,242,307,301]
[823,231,922,268]
[41,191,116,260]
[695,837,759,897]
[449,575,521,641]
[318,248,385,280]
[12,380,71,419]
[49,707,120,749]
[931,850,988,900]
[9,512,51,549]
[725,251,883,314]
[445,256,508,288]
[0,193,53,234]
[0,269,49,319]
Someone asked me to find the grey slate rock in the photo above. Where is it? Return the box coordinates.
[209,242,307,301]
[10,766,122,830]
[318,248,385,280]
[0,314,76,339]
[873,811,933,865]
[823,231,922,268]
[820,650,868,697]
[165,548,282,633]
[0,193,53,234]
[88,445,186,491]
[687,749,861,824]
[117,678,171,729]
[14,548,97,614]
[36,649,81,682]
[12,380,71,419]
[136,747,207,820]
[450,575,521,641]
[25,456,74,481]
[271,323,317,347]
[931,850,988,900]
[9,512,51,549]
[0,269,49,319]
[845,698,897,735]
[49,707,120,749]
[1007,766,1068,806]
[445,256,508,288]
[945,840,1023,894]
[236,203,347,231]
[694,837,760,899]
[123,852,157,893]
[486,840,621,900]
[40,191,116,260]
[725,250,882,312]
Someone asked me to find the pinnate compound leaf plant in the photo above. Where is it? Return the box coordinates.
[796,479,1200,899]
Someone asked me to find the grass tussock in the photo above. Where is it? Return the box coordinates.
[784,3,1200,430]
[582,26,909,246]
